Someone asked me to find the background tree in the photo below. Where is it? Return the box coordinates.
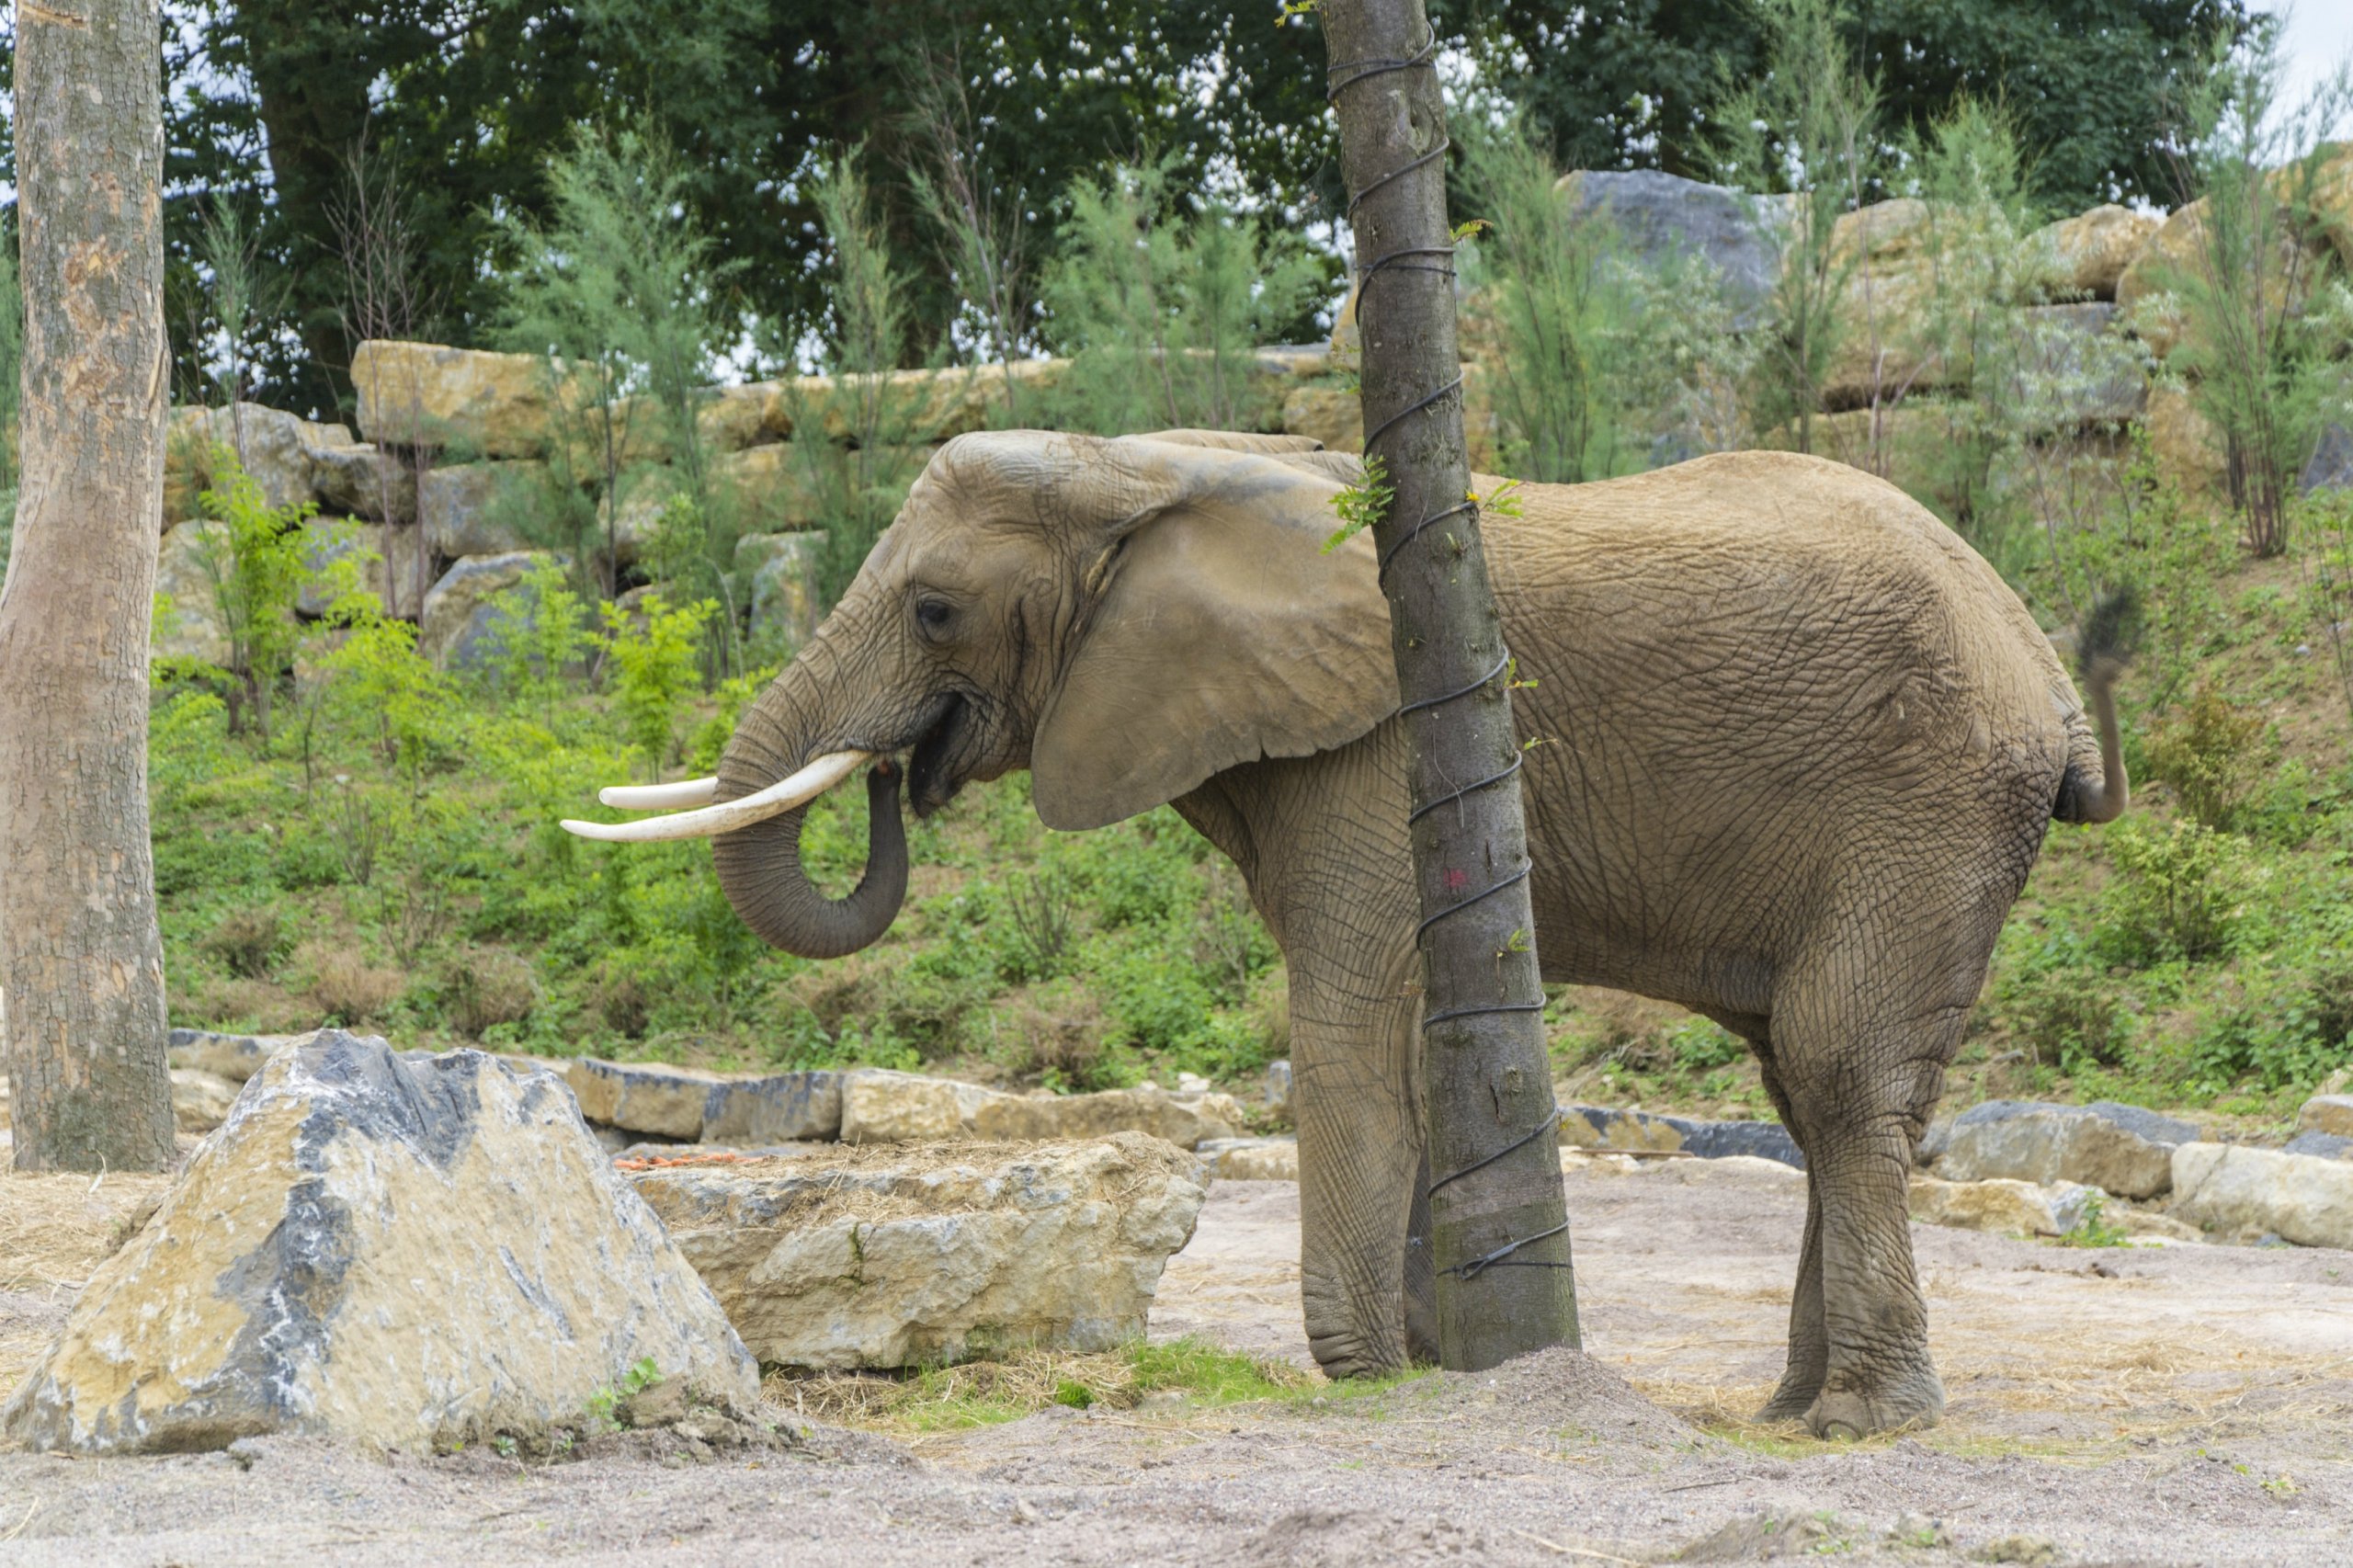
[1323,0,1578,1370]
[0,0,177,1172]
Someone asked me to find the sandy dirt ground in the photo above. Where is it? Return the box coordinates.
[3,1152,2351,1565]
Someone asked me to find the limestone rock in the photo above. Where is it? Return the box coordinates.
[1,1031,756,1453]
[739,529,826,653]
[2116,199,2324,359]
[1907,1175,2097,1237]
[2172,1142,2353,1248]
[351,339,569,457]
[2284,1131,2353,1161]
[2013,302,2149,429]
[419,460,547,559]
[2303,424,2353,494]
[153,520,233,667]
[169,1069,239,1134]
[1282,384,1362,453]
[1264,1059,1293,1121]
[1199,1136,1299,1181]
[700,1073,844,1145]
[309,442,418,526]
[1558,168,1783,320]
[2297,1094,2353,1139]
[2147,383,2227,498]
[296,520,430,619]
[1933,1100,2197,1199]
[567,1058,732,1141]
[970,1085,1245,1150]
[2034,205,2162,300]
[1558,1103,1806,1170]
[167,1027,324,1085]
[165,404,358,519]
[418,551,560,669]
[632,1132,1204,1369]
[838,1069,1017,1143]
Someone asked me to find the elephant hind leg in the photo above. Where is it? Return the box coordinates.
[1763,962,1967,1440]
[1744,1042,1828,1425]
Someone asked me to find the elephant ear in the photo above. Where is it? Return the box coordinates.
[1030,447,1399,831]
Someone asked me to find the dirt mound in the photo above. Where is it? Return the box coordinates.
[1385,1344,1700,1449]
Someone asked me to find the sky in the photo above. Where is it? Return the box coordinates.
[2274,1,2353,103]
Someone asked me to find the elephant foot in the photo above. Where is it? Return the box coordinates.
[1802,1368,1945,1440]
[1754,1372,1822,1425]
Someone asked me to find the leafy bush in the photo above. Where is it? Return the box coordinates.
[201,905,285,979]
[188,447,326,738]
[602,591,717,770]
[2144,687,2274,831]
[2097,819,2259,965]
[438,947,539,1040]
[2190,950,2353,1091]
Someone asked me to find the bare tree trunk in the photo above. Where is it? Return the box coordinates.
[1322,0,1578,1369]
[0,0,176,1172]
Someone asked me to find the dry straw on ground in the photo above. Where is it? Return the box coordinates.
[0,1167,174,1397]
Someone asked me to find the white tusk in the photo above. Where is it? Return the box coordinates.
[599,777,719,810]
[562,750,874,843]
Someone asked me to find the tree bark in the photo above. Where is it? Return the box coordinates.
[1,0,177,1171]
[1322,0,1578,1369]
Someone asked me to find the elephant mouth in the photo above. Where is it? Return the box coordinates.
[905,693,975,817]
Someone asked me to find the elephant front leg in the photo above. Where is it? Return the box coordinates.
[1291,956,1427,1380]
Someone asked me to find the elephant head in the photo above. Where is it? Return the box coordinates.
[563,429,1399,958]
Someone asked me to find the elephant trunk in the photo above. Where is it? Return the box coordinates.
[710,660,910,960]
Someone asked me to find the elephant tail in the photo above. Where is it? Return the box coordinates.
[2054,589,2135,825]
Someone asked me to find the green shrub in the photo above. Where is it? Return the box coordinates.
[2097,819,2260,965]
[2144,687,2274,831]
[1997,961,2130,1074]
[2190,951,2353,1091]
[188,447,324,738]
[602,591,716,770]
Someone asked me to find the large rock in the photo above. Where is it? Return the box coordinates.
[2298,1094,2353,1139]
[2283,1131,2353,1162]
[169,1069,240,1134]
[168,1027,322,1084]
[2116,199,2325,359]
[419,460,548,559]
[701,1072,845,1145]
[1264,1059,1293,1120]
[351,339,569,457]
[417,551,559,669]
[633,1132,1204,1369]
[1557,1103,1806,1170]
[2303,424,2353,494]
[1199,1136,1299,1181]
[1,1031,757,1453]
[1932,1100,2198,1199]
[1281,384,1362,453]
[296,519,431,619]
[838,1069,1017,1143]
[2033,205,2162,300]
[2012,302,2149,428]
[970,1085,1246,1150]
[562,1058,843,1144]
[152,519,233,667]
[166,403,358,520]
[1908,1175,2098,1237]
[2171,1142,2353,1249]
[2147,382,2228,497]
[1557,169,1782,319]
[740,529,827,652]
[1818,199,1952,405]
[308,441,418,526]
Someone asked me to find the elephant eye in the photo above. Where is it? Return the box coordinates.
[915,597,954,632]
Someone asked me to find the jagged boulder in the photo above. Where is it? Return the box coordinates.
[563,1058,843,1144]
[167,1027,321,1084]
[1908,1175,2098,1237]
[351,339,571,457]
[2298,1094,2353,1139]
[740,529,826,653]
[165,403,359,520]
[2146,382,2228,497]
[1199,1136,1300,1181]
[1557,168,1783,319]
[1932,1100,2198,1199]
[1556,1102,1806,1170]
[308,440,418,526]
[2033,205,2162,300]
[633,1132,1205,1369]
[2171,1142,2353,1248]
[418,551,560,668]
[153,520,234,667]
[2,1032,757,1453]
[838,1069,1017,1142]
[419,460,546,559]
[970,1085,1246,1150]
[296,519,432,619]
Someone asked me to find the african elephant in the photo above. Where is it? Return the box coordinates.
[566,429,2127,1439]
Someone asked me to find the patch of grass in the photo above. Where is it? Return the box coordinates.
[2055,1193,2134,1249]
[765,1337,1326,1433]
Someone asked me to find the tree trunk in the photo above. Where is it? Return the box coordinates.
[1,0,177,1172]
[1322,0,1579,1369]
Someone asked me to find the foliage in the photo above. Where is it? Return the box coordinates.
[2145,27,2351,556]
[2098,819,2259,965]
[603,592,719,770]
[2144,687,2273,830]
[775,150,944,613]
[2302,482,2353,725]
[2056,1193,2133,1248]
[1039,158,1326,437]
[481,562,602,731]
[1322,457,1394,553]
[1706,0,1881,452]
[185,449,330,740]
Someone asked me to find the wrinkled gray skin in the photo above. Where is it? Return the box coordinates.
[708,430,2126,1438]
